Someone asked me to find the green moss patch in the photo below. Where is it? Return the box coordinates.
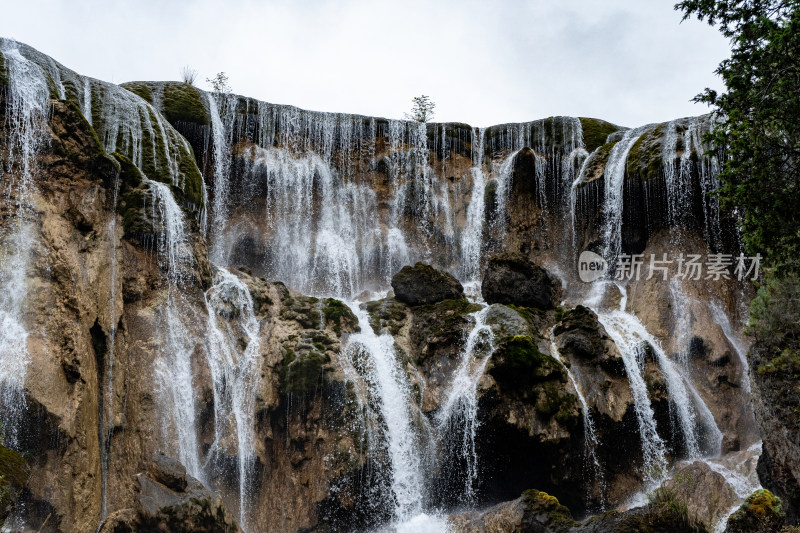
[489,335,566,397]
[323,298,359,335]
[121,82,154,105]
[521,489,576,531]
[365,298,408,335]
[162,82,210,126]
[726,489,785,533]
[626,123,666,181]
[0,444,29,518]
[280,348,330,395]
[579,117,621,153]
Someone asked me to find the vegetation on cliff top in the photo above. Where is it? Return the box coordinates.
[579,117,621,153]
[678,0,800,274]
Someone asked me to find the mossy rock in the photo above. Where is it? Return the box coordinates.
[577,140,619,186]
[413,298,482,340]
[391,263,464,306]
[579,117,621,153]
[0,444,30,524]
[112,153,152,239]
[280,294,324,330]
[626,123,666,182]
[322,298,359,335]
[121,81,154,105]
[489,335,567,399]
[364,298,408,335]
[280,348,331,395]
[725,489,785,533]
[521,489,577,532]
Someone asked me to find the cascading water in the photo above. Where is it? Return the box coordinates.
[435,306,495,504]
[342,303,427,524]
[204,267,262,531]
[0,39,51,446]
[459,128,487,283]
[594,308,668,487]
[145,178,203,479]
[206,92,233,261]
[600,125,651,267]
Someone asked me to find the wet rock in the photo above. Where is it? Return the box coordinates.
[391,262,464,306]
[662,461,738,530]
[484,304,535,339]
[0,445,29,525]
[98,458,241,533]
[449,489,577,532]
[724,489,785,533]
[482,253,560,310]
[579,487,708,532]
[554,306,625,376]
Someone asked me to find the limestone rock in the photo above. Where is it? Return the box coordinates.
[482,253,560,310]
[98,457,241,533]
[391,263,464,306]
[449,489,576,533]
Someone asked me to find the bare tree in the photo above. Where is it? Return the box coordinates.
[180,66,198,86]
[404,95,436,122]
[206,72,231,94]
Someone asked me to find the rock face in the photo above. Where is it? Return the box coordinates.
[482,253,560,310]
[98,455,241,533]
[391,262,464,306]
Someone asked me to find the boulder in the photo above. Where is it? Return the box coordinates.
[724,489,785,533]
[482,253,560,310]
[98,456,241,533]
[449,489,577,533]
[391,263,464,306]
[662,461,738,530]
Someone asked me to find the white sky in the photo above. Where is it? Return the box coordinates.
[2,0,730,128]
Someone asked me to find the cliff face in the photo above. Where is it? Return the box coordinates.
[0,37,772,533]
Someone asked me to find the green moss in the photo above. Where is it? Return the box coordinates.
[577,140,619,186]
[489,335,566,397]
[65,100,104,154]
[280,348,330,395]
[727,489,785,533]
[162,82,210,126]
[626,123,666,181]
[579,117,621,153]
[521,489,576,531]
[0,444,29,516]
[537,381,579,423]
[322,298,359,335]
[111,153,152,239]
[414,298,481,338]
[365,298,408,335]
[121,82,154,105]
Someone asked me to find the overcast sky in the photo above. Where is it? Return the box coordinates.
[2,0,730,127]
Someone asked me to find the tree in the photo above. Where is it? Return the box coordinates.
[206,72,231,94]
[180,66,198,86]
[676,0,800,273]
[405,95,436,123]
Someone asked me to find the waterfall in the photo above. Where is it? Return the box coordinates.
[203,267,262,531]
[206,92,233,263]
[341,303,432,526]
[600,125,650,267]
[145,178,203,479]
[548,327,605,506]
[0,39,51,446]
[594,309,668,486]
[435,306,495,504]
[459,128,487,283]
